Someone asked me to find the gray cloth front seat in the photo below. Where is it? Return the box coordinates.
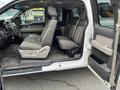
[57,7,86,51]
[19,6,57,58]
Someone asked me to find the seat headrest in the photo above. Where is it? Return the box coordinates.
[78,7,87,26]
[47,6,57,16]
[79,7,86,20]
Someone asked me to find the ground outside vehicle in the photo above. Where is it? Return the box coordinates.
[0,0,119,90]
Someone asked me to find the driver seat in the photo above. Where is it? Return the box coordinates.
[19,6,57,58]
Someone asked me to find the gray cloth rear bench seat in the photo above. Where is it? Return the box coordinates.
[57,7,86,50]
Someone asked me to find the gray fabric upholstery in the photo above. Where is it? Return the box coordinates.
[20,19,57,56]
[56,25,76,40]
[19,6,57,58]
[20,39,41,50]
[56,36,68,40]
[73,26,84,44]
[58,37,79,49]
[25,34,41,41]
[57,25,85,50]
[57,7,86,50]
[41,20,57,46]
[68,25,76,39]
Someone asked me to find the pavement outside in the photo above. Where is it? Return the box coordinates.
[3,68,113,90]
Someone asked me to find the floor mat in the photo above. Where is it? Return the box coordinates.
[0,44,20,66]
[21,48,81,64]
[0,45,81,67]
[48,49,70,61]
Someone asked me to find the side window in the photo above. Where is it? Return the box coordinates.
[97,0,114,28]
[21,8,45,24]
[58,8,63,22]
[0,9,19,20]
[72,8,80,18]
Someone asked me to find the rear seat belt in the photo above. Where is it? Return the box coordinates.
[72,16,81,38]
[109,9,120,88]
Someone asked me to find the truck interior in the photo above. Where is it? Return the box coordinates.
[0,0,87,69]
[0,0,120,89]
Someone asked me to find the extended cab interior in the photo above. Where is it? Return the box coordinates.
[0,0,87,69]
[0,0,120,89]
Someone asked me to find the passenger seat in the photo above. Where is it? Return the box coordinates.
[57,8,86,56]
[19,6,57,58]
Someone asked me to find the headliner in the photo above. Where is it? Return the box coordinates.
[12,0,84,10]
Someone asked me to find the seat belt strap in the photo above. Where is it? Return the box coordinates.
[72,16,81,38]
[109,9,120,87]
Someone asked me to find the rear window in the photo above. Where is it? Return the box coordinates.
[72,8,80,18]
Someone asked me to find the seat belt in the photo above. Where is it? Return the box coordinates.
[72,16,81,38]
[109,9,120,88]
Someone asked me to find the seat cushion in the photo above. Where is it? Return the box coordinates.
[20,37,41,50]
[58,38,79,50]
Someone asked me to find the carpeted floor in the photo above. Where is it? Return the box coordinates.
[0,44,81,67]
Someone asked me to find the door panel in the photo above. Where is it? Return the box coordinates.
[95,25,115,38]
[88,54,111,81]
[88,25,114,81]
[88,0,120,89]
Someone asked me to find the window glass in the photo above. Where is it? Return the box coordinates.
[21,8,45,24]
[0,9,19,20]
[58,8,63,22]
[97,0,114,28]
[72,8,80,18]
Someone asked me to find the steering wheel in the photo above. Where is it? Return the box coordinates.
[9,20,21,36]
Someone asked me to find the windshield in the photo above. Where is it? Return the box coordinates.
[0,0,14,8]
[0,9,19,20]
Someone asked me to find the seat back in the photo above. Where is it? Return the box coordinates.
[73,7,87,45]
[40,6,57,46]
[67,17,79,39]
[64,10,79,39]
[68,25,76,39]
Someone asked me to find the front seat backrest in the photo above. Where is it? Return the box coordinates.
[41,6,57,46]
